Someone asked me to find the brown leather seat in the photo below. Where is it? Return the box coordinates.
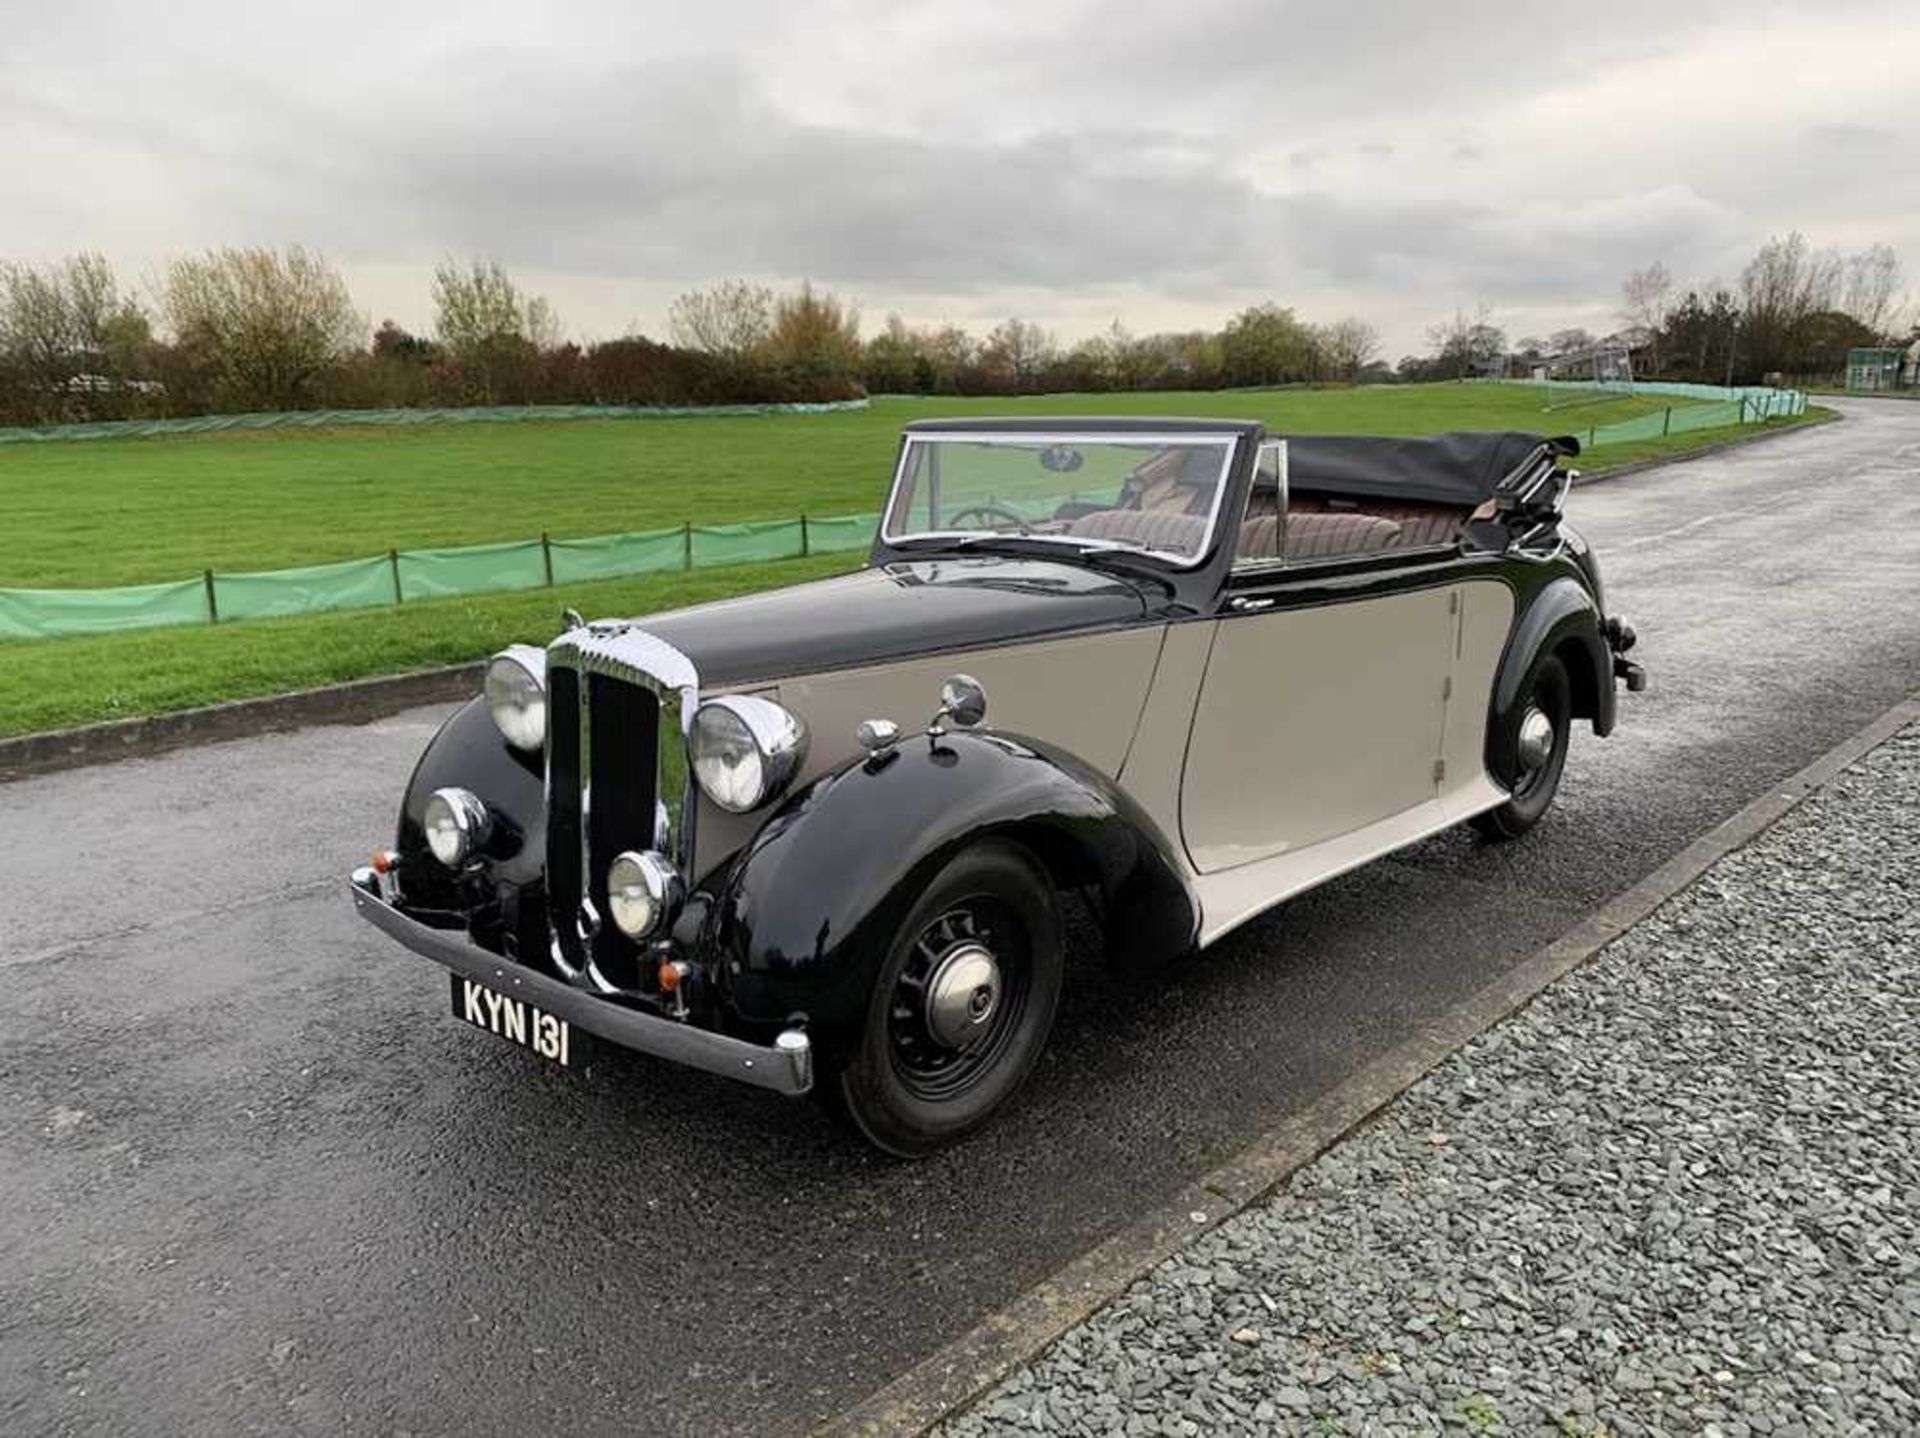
[1068,509,1209,554]
[1290,494,1463,550]
[1350,502,1462,549]
[1237,512,1403,562]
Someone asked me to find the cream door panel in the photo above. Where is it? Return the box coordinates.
[1112,620,1215,866]
[1438,578,1517,810]
[1180,587,1453,873]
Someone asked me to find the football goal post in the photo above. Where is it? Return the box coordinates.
[1542,341,1635,408]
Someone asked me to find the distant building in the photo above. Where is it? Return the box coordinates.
[1846,346,1912,391]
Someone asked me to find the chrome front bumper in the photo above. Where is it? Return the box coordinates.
[348,870,813,1095]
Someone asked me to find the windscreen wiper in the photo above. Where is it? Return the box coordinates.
[947,533,1150,555]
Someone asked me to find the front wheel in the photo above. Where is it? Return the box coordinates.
[1473,654,1572,841]
[830,840,1063,1157]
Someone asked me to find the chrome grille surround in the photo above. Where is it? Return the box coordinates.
[544,623,700,994]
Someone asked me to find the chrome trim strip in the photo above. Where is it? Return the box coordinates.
[348,876,812,1095]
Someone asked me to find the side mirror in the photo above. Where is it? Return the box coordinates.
[938,673,988,729]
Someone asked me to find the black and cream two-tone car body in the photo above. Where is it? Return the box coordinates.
[350,417,1643,1154]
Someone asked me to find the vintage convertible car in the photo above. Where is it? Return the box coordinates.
[349,417,1644,1154]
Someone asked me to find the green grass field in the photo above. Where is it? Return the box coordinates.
[0,385,1828,738]
[4,385,1721,588]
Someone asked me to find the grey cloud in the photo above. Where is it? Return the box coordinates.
[106,53,1725,313]
[1270,185,1746,298]
[0,0,1912,350]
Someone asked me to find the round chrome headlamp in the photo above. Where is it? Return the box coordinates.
[422,787,491,868]
[606,850,681,940]
[485,645,547,752]
[688,695,808,814]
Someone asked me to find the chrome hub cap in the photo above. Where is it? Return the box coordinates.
[1517,707,1555,771]
[887,903,1028,1102]
[925,943,1001,1049]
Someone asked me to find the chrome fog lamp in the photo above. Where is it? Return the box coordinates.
[606,850,682,940]
[485,645,548,752]
[689,695,808,813]
[422,787,491,868]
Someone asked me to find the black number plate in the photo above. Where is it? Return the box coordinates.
[450,974,574,1067]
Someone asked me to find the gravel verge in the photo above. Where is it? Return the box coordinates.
[940,725,1920,1437]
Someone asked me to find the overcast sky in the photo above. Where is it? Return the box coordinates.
[4,0,1915,355]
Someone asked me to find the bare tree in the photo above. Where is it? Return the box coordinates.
[0,263,74,397]
[916,323,980,391]
[432,259,558,354]
[763,282,862,388]
[427,259,561,403]
[667,279,774,360]
[0,252,150,420]
[981,317,1057,389]
[523,294,564,351]
[1545,328,1597,358]
[1104,321,1167,390]
[1427,304,1505,379]
[1841,244,1906,339]
[1316,316,1381,380]
[163,246,362,409]
[1621,262,1675,372]
[1739,232,1844,374]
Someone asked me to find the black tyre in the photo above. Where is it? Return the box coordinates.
[831,840,1063,1157]
[1472,654,1572,841]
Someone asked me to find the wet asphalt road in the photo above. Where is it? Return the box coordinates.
[3,399,1918,1437]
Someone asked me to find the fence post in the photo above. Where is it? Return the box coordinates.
[682,522,693,571]
[389,548,403,604]
[1662,407,1671,437]
[800,514,810,558]
[1588,425,1597,450]
[541,531,554,587]
[203,569,218,624]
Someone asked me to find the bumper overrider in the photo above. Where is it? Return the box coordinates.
[349,868,814,1094]
[1605,615,1647,692]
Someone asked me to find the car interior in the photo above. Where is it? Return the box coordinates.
[1053,448,1470,566]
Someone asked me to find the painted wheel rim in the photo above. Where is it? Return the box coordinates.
[886,900,1028,1103]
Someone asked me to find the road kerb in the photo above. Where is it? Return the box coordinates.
[817,689,1920,1438]
[0,664,482,784]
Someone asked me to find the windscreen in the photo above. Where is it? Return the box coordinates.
[881,434,1235,565]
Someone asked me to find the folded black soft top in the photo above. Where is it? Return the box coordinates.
[1279,431,1579,508]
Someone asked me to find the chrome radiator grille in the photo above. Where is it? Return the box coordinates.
[543,626,699,991]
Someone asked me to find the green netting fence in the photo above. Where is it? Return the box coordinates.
[0,385,1815,642]
[1555,390,1809,453]
[0,512,882,641]
[0,398,871,446]
[1498,378,1810,417]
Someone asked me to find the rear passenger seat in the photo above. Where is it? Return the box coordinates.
[1325,502,1462,550]
[1068,509,1209,553]
[1236,512,1403,562]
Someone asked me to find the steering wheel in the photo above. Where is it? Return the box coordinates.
[946,502,1028,529]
